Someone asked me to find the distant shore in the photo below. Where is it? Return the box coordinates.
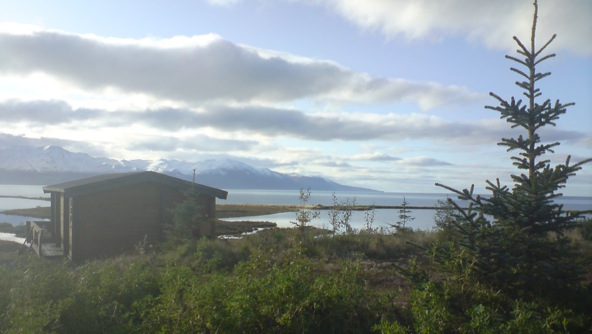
[0,195,50,201]
[2,201,590,221]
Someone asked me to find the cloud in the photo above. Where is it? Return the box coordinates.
[2,99,586,145]
[0,99,101,124]
[303,0,592,56]
[345,76,483,110]
[349,153,401,162]
[318,160,352,168]
[0,133,65,148]
[127,134,256,152]
[0,27,481,109]
[206,0,242,5]
[398,157,452,167]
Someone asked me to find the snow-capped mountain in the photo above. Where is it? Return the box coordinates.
[0,145,129,173]
[0,145,374,192]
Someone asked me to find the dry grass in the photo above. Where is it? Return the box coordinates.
[216,204,297,218]
[216,220,277,236]
[0,240,27,265]
[2,206,51,219]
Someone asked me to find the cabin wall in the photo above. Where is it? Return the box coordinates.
[157,188,216,219]
[159,185,185,228]
[46,181,220,262]
[60,194,69,255]
[50,194,60,242]
[67,183,218,261]
[46,192,69,256]
[70,184,168,261]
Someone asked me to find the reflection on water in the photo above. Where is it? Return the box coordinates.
[0,232,26,244]
[222,190,592,231]
[0,214,45,226]
[223,208,440,231]
[0,184,48,198]
[1,185,590,231]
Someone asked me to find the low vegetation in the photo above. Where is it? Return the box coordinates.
[1,217,590,333]
[216,203,297,218]
[1,207,51,219]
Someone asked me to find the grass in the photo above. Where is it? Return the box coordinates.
[216,220,277,236]
[2,206,51,219]
[0,240,27,266]
[1,222,591,332]
[216,204,297,218]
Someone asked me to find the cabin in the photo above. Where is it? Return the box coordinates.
[27,171,227,261]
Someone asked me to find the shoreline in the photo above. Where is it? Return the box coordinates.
[0,195,50,201]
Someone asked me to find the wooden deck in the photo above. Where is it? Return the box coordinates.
[39,243,63,257]
[26,220,64,258]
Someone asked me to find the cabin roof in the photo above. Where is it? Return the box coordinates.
[43,171,228,199]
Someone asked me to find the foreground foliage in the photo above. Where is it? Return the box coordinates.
[0,231,420,333]
[1,220,590,333]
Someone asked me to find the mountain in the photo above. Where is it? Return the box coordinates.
[0,145,376,192]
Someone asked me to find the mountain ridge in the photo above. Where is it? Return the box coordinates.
[0,145,378,192]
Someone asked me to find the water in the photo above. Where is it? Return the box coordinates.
[0,214,45,226]
[1,185,590,231]
[0,184,48,198]
[224,189,591,210]
[0,232,26,244]
[223,189,592,231]
[222,190,456,231]
[224,210,438,231]
[224,189,449,207]
[0,185,50,226]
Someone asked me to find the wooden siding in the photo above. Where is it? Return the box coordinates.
[65,183,216,261]
[44,174,223,261]
[70,184,158,261]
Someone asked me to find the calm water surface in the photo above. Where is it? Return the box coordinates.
[223,189,592,231]
[1,185,590,231]
[0,185,49,226]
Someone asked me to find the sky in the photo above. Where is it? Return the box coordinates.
[0,0,591,196]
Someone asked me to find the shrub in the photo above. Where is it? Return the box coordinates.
[134,247,387,333]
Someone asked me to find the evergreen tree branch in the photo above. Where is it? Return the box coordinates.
[534,35,557,58]
[534,53,555,66]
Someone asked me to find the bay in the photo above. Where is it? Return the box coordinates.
[0,185,590,231]
[0,185,50,226]
[224,189,592,210]
[223,189,592,231]
[223,190,453,231]
[0,184,49,198]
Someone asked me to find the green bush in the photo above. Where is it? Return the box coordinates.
[2,258,75,333]
[162,237,249,273]
[382,259,588,333]
[133,247,386,333]
[578,218,592,241]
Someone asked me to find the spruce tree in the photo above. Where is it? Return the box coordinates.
[168,188,211,242]
[436,0,591,299]
[392,196,414,233]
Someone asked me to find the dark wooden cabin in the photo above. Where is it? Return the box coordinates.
[28,171,227,261]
